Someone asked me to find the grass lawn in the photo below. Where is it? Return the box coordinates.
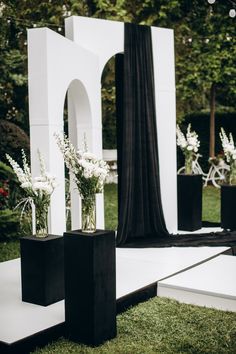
[1,185,236,354]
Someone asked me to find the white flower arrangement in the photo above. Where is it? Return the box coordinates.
[6,150,57,236]
[176,124,200,175]
[54,133,109,198]
[6,150,57,199]
[219,128,236,185]
[176,124,200,153]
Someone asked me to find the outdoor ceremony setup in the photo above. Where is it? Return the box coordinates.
[0,15,236,354]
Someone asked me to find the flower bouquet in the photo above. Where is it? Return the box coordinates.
[55,133,109,233]
[6,150,57,237]
[176,124,200,174]
[219,128,236,185]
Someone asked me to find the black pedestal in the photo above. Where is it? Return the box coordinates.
[221,185,236,230]
[64,229,116,346]
[177,174,202,231]
[20,234,64,306]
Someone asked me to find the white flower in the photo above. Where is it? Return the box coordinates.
[82,152,97,160]
[34,176,46,182]
[21,182,32,189]
[6,150,57,212]
[55,132,109,197]
[176,124,200,154]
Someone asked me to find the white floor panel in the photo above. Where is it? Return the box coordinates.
[178,227,222,234]
[116,247,228,298]
[0,246,230,344]
[158,255,236,312]
[0,259,64,344]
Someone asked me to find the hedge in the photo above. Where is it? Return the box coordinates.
[178,112,236,170]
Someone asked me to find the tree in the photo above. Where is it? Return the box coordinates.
[175,1,236,157]
[0,0,235,157]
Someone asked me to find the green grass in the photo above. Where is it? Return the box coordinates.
[202,185,221,223]
[33,297,236,354]
[1,184,236,354]
[104,183,118,230]
[0,185,221,263]
[0,240,20,262]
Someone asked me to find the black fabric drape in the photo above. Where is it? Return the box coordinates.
[116,23,169,245]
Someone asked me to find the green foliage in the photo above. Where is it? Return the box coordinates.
[175,2,236,119]
[0,120,30,163]
[0,239,20,262]
[1,1,236,153]
[0,208,20,240]
[0,160,25,209]
[179,112,236,167]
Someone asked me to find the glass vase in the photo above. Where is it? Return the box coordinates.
[185,154,193,175]
[230,161,236,185]
[81,195,96,233]
[35,203,49,238]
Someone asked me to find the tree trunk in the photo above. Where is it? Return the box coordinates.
[209,83,216,158]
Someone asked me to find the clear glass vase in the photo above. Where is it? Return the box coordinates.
[81,195,96,233]
[34,203,49,238]
[230,161,236,185]
[185,154,193,175]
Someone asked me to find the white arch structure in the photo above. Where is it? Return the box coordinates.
[28,16,177,235]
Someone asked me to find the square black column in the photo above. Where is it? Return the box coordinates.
[221,185,236,230]
[177,174,202,231]
[64,230,116,346]
[20,235,64,306]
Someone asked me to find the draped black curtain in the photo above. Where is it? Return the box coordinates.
[116,23,169,245]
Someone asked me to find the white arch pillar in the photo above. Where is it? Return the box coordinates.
[65,16,177,233]
[28,16,177,235]
[28,27,104,234]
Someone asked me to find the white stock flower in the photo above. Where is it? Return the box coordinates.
[21,182,32,189]
[82,152,97,160]
[176,124,200,154]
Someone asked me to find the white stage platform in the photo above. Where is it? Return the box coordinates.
[158,254,236,312]
[178,227,222,234]
[0,246,229,349]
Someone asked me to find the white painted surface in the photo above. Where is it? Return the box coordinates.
[0,259,64,344]
[158,255,236,312]
[116,247,228,298]
[178,227,223,234]
[0,247,229,344]
[28,27,104,233]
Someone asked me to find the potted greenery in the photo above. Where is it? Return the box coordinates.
[219,128,236,230]
[6,150,64,306]
[176,124,202,231]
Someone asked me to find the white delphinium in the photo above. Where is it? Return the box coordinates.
[220,128,236,185]
[54,133,109,198]
[6,150,57,199]
[176,124,200,174]
[177,124,200,153]
[6,150,57,236]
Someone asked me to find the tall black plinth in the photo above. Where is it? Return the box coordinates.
[177,174,202,231]
[221,185,236,230]
[20,234,64,306]
[64,230,116,346]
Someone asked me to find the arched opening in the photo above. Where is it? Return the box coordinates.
[63,78,93,230]
[101,55,121,231]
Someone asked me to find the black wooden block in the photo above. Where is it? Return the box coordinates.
[221,185,236,230]
[177,174,202,231]
[20,234,64,306]
[64,229,116,346]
